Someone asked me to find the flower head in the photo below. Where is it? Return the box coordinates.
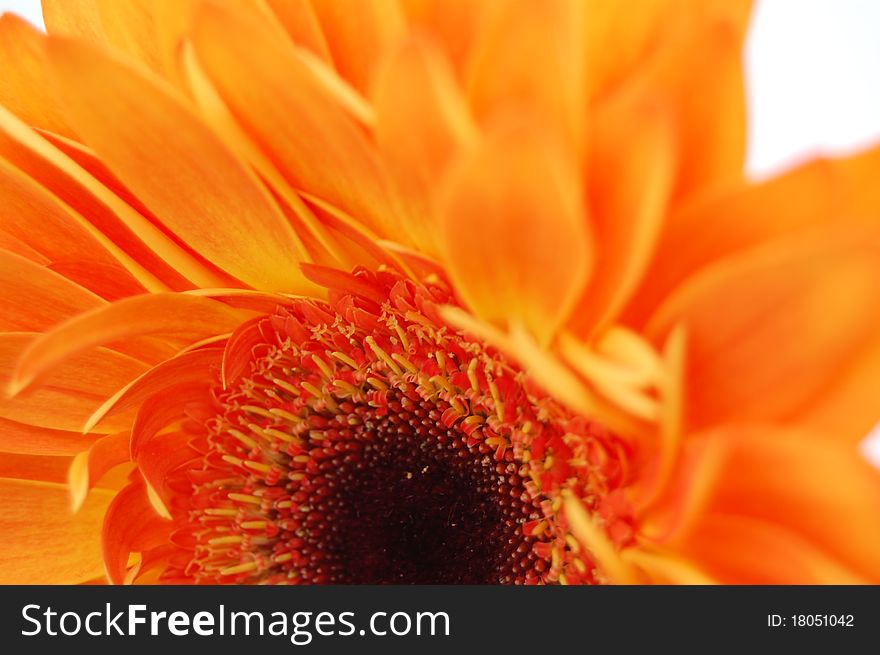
[0,0,879,584]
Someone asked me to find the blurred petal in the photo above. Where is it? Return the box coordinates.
[647,228,880,437]
[588,1,751,196]
[438,128,592,345]
[667,426,880,582]
[309,0,405,93]
[372,36,476,252]
[264,0,332,64]
[631,145,880,325]
[570,87,676,333]
[465,0,585,145]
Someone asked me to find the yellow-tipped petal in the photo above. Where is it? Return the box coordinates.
[438,127,592,346]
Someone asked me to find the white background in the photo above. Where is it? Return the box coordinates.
[2,0,880,465]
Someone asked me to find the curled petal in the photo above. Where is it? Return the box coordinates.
[10,293,243,395]
[102,481,172,584]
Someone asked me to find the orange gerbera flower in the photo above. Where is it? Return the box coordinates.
[0,0,879,585]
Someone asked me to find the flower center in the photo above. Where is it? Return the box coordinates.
[168,270,632,584]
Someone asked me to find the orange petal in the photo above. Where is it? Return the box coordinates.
[797,336,880,444]
[46,36,310,291]
[308,0,405,94]
[92,0,163,72]
[41,0,106,44]
[0,249,103,331]
[438,127,592,345]
[0,332,147,433]
[0,228,46,263]
[587,1,751,197]
[372,36,476,254]
[0,452,71,484]
[465,0,585,146]
[137,431,199,512]
[0,157,154,294]
[130,382,210,455]
[69,431,131,512]
[400,0,496,75]
[646,227,880,436]
[264,0,332,63]
[102,480,172,584]
[0,102,213,291]
[0,13,75,137]
[667,426,880,582]
[10,293,244,395]
[0,416,96,456]
[631,145,880,326]
[569,87,676,334]
[190,1,401,240]
[0,478,113,584]
[84,347,222,433]
[42,0,164,72]
[679,515,869,584]
[47,261,147,302]
[654,8,749,197]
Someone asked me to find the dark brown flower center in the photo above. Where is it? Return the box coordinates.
[273,389,544,584]
[166,270,630,585]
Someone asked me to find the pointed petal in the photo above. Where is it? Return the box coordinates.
[190,1,401,240]
[46,261,147,302]
[0,158,154,299]
[646,228,880,435]
[10,293,244,394]
[0,478,113,584]
[46,36,309,291]
[438,127,592,345]
[0,333,147,433]
[0,102,218,290]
